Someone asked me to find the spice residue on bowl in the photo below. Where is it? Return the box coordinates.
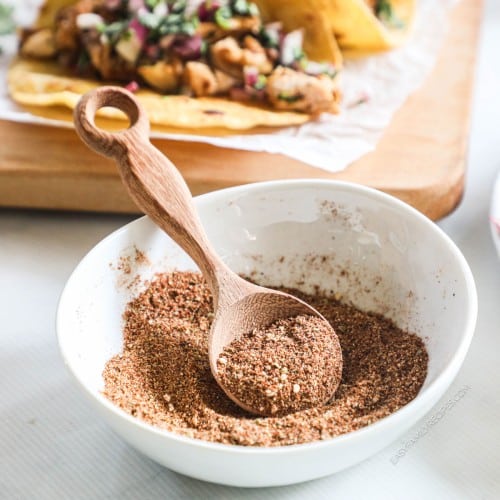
[102,271,428,447]
[216,314,343,416]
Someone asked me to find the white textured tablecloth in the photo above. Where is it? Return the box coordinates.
[1,1,500,498]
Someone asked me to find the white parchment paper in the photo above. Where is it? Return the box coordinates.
[0,0,456,171]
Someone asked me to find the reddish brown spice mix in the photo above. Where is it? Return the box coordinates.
[217,314,342,416]
[102,271,428,447]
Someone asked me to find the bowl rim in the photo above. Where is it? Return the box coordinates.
[56,179,478,454]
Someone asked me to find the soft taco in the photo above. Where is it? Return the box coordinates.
[9,0,343,130]
[326,0,415,52]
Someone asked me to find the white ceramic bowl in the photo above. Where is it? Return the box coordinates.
[57,180,477,487]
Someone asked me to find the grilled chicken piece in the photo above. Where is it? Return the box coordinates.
[20,28,56,58]
[265,67,340,115]
[184,61,218,96]
[138,60,183,92]
[214,69,238,93]
[210,36,272,79]
[197,22,219,40]
[80,29,135,80]
[196,15,261,42]
[243,35,264,53]
[210,37,243,78]
[226,15,261,34]
[54,0,95,52]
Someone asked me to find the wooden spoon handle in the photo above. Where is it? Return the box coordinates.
[74,86,224,291]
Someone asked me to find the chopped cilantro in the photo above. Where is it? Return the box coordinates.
[97,20,128,44]
[158,22,179,35]
[75,50,91,74]
[170,0,187,13]
[215,6,232,29]
[121,28,132,41]
[0,3,15,36]
[231,0,259,17]
[278,92,302,103]
[254,74,267,90]
[232,0,247,14]
[180,19,197,36]
[201,39,208,56]
[139,10,162,29]
[301,59,339,78]
[375,0,405,29]
[326,67,338,79]
[248,3,259,16]
[165,13,182,25]
[293,47,305,61]
[259,26,279,49]
[157,17,197,36]
[155,7,198,37]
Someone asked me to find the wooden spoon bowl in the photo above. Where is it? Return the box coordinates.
[73,86,342,416]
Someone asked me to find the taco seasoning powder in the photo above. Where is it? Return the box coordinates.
[216,314,343,416]
[102,271,428,447]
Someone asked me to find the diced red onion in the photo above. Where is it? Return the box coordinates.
[129,17,148,44]
[172,35,203,60]
[129,17,147,46]
[198,1,221,22]
[243,66,258,87]
[145,44,160,59]
[125,81,140,93]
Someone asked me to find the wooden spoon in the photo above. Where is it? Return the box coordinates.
[74,86,341,416]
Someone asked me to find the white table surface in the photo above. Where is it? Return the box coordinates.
[2,1,499,498]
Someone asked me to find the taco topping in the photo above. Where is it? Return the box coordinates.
[370,0,405,29]
[19,0,341,114]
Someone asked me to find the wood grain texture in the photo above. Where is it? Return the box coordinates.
[73,86,342,416]
[74,86,227,292]
[0,0,481,219]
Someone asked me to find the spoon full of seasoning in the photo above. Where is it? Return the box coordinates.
[74,86,342,416]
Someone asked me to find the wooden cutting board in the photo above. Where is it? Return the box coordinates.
[0,0,481,220]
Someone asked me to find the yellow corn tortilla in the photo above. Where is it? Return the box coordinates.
[9,59,312,130]
[33,0,76,29]
[8,0,342,131]
[254,0,343,67]
[326,0,415,53]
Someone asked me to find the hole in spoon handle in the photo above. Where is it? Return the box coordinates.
[74,86,149,159]
[74,86,234,301]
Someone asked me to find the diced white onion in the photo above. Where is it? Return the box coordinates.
[280,29,303,66]
[153,1,168,18]
[100,33,109,45]
[76,13,104,30]
[116,31,142,64]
